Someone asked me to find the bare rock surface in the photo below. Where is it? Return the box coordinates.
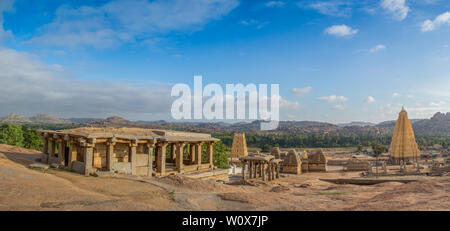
[0,144,449,211]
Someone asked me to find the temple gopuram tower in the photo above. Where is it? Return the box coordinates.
[231,133,248,158]
[388,108,420,164]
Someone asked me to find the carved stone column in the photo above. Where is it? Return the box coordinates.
[106,137,116,171]
[68,140,77,170]
[130,139,138,175]
[83,138,95,176]
[242,161,247,181]
[190,143,196,164]
[171,143,176,161]
[206,142,213,168]
[146,141,155,177]
[48,138,55,164]
[157,142,168,176]
[261,163,266,181]
[42,133,48,154]
[196,142,202,166]
[58,137,65,165]
[176,142,185,173]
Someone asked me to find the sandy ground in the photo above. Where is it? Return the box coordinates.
[0,144,449,211]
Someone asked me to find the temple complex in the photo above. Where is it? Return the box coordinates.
[39,127,219,177]
[389,108,421,164]
[231,133,248,158]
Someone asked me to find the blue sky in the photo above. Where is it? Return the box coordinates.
[0,0,449,123]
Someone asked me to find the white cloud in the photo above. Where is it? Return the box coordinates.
[429,101,446,107]
[0,47,174,119]
[421,12,450,32]
[298,1,352,17]
[392,92,400,97]
[239,20,269,29]
[27,0,239,48]
[279,97,301,109]
[332,105,345,110]
[364,96,376,103]
[324,24,358,37]
[265,1,285,8]
[292,86,312,96]
[370,44,386,53]
[317,95,348,103]
[380,0,409,21]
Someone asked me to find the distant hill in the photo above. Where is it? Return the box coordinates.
[66,118,102,123]
[1,112,449,136]
[0,113,32,124]
[30,113,69,124]
[412,112,450,135]
[337,121,376,127]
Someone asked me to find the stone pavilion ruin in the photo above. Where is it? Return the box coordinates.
[39,127,219,177]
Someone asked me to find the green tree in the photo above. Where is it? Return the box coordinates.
[356,144,363,153]
[22,126,43,151]
[371,142,387,177]
[213,141,229,169]
[0,124,24,147]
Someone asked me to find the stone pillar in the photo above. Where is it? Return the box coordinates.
[261,163,266,181]
[42,133,48,154]
[190,143,196,164]
[68,141,77,169]
[268,164,272,181]
[248,161,253,178]
[196,143,202,166]
[206,142,213,168]
[155,145,161,171]
[48,139,55,164]
[130,139,138,175]
[58,138,65,165]
[84,140,95,176]
[176,142,185,173]
[171,143,176,161]
[157,142,168,176]
[242,161,247,181]
[276,164,280,179]
[106,138,116,171]
[146,142,154,177]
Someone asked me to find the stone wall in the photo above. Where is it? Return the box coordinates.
[111,162,132,174]
[114,143,129,162]
[93,143,107,168]
[346,159,370,171]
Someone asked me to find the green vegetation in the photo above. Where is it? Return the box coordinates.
[213,133,450,150]
[371,142,388,177]
[212,141,230,169]
[0,124,43,151]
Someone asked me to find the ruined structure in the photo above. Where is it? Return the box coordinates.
[345,159,370,171]
[271,147,281,159]
[389,108,421,164]
[231,133,248,158]
[280,149,302,174]
[239,154,282,181]
[39,127,219,177]
[307,149,327,172]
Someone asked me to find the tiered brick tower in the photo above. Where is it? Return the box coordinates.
[231,133,248,158]
[389,108,421,164]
